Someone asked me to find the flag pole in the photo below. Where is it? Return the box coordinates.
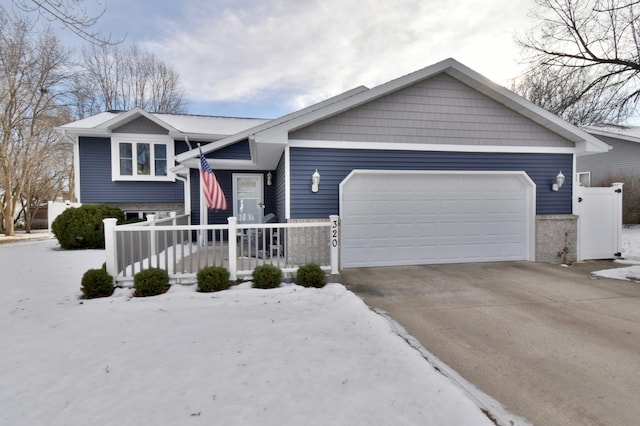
[198,143,207,246]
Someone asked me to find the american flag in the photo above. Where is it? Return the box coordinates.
[199,148,228,210]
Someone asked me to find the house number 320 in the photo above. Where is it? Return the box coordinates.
[331,219,339,248]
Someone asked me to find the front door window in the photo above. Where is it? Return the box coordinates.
[233,174,264,224]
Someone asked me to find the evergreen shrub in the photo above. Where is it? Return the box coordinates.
[81,268,114,299]
[296,263,326,288]
[52,204,124,249]
[134,268,169,297]
[197,266,231,292]
[252,264,282,289]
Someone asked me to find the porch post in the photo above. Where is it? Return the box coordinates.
[147,214,156,268]
[228,216,237,281]
[103,218,118,281]
[199,151,207,246]
[329,215,339,275]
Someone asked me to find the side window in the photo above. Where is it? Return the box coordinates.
[137,143,151,175]
[577,172,591,187]
[119,143,133,176]
[154,144,167,176]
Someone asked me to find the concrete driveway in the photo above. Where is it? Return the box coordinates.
[342,261,640,426]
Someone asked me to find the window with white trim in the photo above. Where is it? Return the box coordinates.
[111,134,174,181]
[577,171,591,187]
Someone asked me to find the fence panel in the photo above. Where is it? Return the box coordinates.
[104,216,339,284]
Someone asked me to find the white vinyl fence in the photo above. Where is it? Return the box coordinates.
[576,183,623,260]
[48,201,81,234]
[103,214,339,284]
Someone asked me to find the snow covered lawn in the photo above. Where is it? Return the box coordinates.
[1,239,497,426]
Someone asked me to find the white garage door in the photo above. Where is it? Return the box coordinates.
[339,170,535,268]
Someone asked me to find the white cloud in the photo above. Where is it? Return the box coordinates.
[143,0,533,110]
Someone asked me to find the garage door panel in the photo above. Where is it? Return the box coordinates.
[340,171,534,268]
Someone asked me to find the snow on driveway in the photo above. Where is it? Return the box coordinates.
[593,225,640,281]
[0,239,497,426]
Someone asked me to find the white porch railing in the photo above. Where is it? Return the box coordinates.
[103,214,340,284]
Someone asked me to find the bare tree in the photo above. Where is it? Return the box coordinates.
[4,0,111,44]
[0,15,70,236]
[74,43,189,117]
[19,109,73,232]
[517,0,640,125]
[513,63,634,125]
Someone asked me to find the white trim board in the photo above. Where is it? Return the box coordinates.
[289,139,576,154]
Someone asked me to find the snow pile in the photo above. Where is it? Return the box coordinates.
[0,239,496,426]
[593,225,640,281]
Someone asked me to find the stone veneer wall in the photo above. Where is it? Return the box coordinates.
[289,215,578,267]
[286,218,331,267]
[535,215,578,264]
[112,203,185,216]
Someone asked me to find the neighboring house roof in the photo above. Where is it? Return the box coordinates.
[175,57,610,170]
[584,125,640,144]
[58,107,269,140]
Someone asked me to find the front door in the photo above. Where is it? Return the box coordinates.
[233,174,264,224]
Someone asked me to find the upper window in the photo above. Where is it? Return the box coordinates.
[111,134,174,181]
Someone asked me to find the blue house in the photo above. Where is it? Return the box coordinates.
[59,58,609,267]
[59,109,268,221]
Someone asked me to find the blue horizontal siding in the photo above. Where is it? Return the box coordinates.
[206,139,251,160]
[78,137,186,204]
[289,148,573,218]
[275,154,286,222]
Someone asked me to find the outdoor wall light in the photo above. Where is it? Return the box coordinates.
[266,171,272,186]
[552,171,565,191]
[311,169,321,193]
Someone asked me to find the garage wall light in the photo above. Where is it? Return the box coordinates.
[266,171,272,186]
[552,171,565,191]
[311,169,321,193]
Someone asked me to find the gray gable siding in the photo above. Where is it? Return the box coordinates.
[113,116,169,134]
[289,147,572,218]
[78,137,185,203]
[290,74,573,148]
[576,136,640,184]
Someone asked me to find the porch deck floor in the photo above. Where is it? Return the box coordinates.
[174,242,287,280]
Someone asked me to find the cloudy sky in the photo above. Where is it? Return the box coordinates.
[19,0,539,118]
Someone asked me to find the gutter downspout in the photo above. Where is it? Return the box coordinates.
[183,135,193,151]
[174,173,190,222]
[179,136,193,221]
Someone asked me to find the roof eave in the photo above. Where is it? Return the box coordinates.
[170,132,231,141]
[584,127,640,144]
[175,85,370,163]
[56,127,112,138]
[99,107,181,134]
